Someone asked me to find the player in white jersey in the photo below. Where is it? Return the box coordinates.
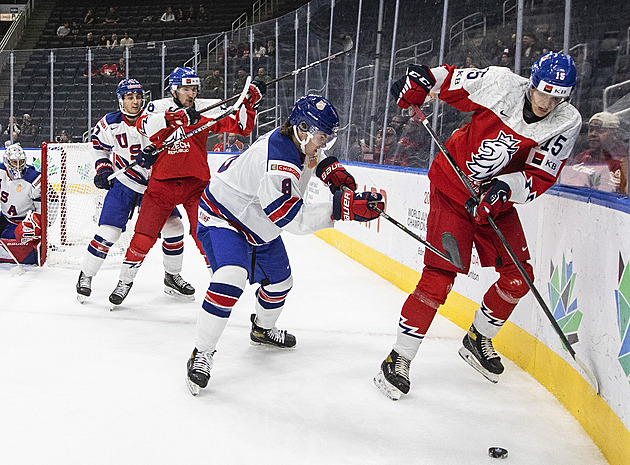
[0,143,42,264]
[185,94,385,396]
[375,52,582,400]
[75,79,193,303]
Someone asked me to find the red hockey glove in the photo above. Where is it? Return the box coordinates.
[316,157,357,194]
[165,107,201,127]
[332,190,384,222]
[243,79,266,110]
[390,64,436,110]
[93,158,114,190]
[466,179,511,223]
[137,145,158,168]
[15,211,42,243]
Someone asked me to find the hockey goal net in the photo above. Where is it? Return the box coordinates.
[41,142,136,267]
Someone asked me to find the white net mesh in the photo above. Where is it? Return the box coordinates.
[42,142,136,267]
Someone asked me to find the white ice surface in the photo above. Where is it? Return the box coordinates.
[0,233,608,465]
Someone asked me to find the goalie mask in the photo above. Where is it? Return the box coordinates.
[116,79,144,117]
[4,143,26,180]
[289,94,339,153]
[530,52,577,99]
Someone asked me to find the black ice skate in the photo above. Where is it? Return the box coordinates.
[164,272,195,301]
[458,325,504,383]
[374,349,411,401]
[249,314,296,348]
[108,280,133,308]
[186,348,214,396]
[76,271,92,303]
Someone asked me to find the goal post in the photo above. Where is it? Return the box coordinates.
[40,142,137,267]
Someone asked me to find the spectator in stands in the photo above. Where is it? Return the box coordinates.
[256,67,272,84]
[226,41,239,59]
[175,7,185,21]
[224,133,249,152]
[346,125,364,162]
[84,32,96,48]
[521,33,541,72]
[379,126,407,167]
[20,114,36,136]
[58,130,70,143]
[495,52,512,68]
[105,6,120,24]
[563,112,627,193]
[398,116,429,168]
[389,114,406,140]
[84,9,95,25]
[116,58,126,78]
[203,68,224,98]
[266,39,275,56]
[107,33,119,49]
[56,22,70,38]
[120,32,134,48]
[186,5,197,21]
[100,62,118,78]
[197,5,208,22]
[253,42,267,58]
[160,6,176,22]
[4,117,20,136]
[70,21,80,42]
[240,43,250,59]
[97,34,108,49]
[211,133,226,152]
[233,68,249,94]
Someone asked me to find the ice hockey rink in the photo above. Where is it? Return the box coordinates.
[0,232,607,465]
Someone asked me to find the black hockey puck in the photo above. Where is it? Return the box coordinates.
[488,447,508,459]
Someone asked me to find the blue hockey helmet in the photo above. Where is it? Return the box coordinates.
[289,94,339,136]
[4,142,26,180]
[116,79,144,116]
[530,52,577,98]
[168,67,200,91]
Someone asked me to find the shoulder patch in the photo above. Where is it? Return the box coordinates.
[268,161,301,180]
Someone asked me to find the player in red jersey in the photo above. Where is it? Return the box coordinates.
[108,67,265,307]
[374,52,582,400]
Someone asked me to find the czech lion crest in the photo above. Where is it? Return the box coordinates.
[466,131,520,181]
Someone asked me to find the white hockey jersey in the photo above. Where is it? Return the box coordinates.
[91,111,150,194]
[0,163,41,224]
[198,128,334,245]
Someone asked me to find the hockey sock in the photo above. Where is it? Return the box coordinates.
[254,275,294,329]
[394,288,440,360]
[196,265,247,352]
[82,225,121,277]
[472,283,520,338]
[161,216,185,275]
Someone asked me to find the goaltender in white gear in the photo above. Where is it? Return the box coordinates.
[75,79,193,303]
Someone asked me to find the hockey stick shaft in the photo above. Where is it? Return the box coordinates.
[373,206,463,270]
[197,47,354,115]
[107,77,252,182]
[412,104,598,391]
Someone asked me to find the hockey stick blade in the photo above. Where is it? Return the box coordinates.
[0,239,25,275]
[411,103,600,394]
[441,232,464,271]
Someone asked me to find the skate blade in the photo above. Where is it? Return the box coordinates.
[373,370,403,401]
[164,286,195,301]
[76,294,87,304]
[109,303,123,312]
[458,346,499,383]
[186,376,201,396]
[249,339,296,349]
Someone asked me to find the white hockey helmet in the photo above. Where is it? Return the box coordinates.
[4,143,26,180]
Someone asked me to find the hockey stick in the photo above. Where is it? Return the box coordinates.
[107,77,252,182]
[0,239,25,276]
[374,206,464,270]
[411,104,599,393]
[196,37,354,115]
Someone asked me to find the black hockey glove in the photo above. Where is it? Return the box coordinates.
[93,158,114,190]
[466,179,511,223]
[390,64,436,110]
[137,145,158,169]
[316,157,357,194]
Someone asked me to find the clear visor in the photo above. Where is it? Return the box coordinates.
[307,126,338,151]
